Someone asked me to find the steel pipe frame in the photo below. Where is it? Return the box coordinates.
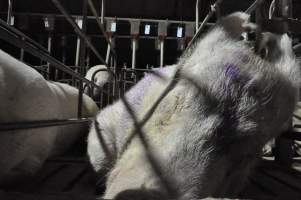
[0,12,211,27]
[0,27,102,130]
[77,0,88,118]
[196,0,199,32]
[87,0,117,57]
[186,0,224,50]
[0,1,107,130]
[160,39,164,67]
[132,38,137,70]
[0,21,100,88]
[105,37,112,64]
[101,0,105,25]
[51,0,115,77]
[7,0,13,25]
[0,0,269,133]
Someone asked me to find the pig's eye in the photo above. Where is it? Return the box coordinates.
[259,47,268,59]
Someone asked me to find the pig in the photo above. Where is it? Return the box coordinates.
[0,49,99,186]
[87,12,300,199]
[84,65,111,98]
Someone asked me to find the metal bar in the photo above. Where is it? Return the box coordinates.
[105,37,111,64]
[47,34,52,54]
[51,0,114,77]
[0,25,102,89]
[75,37,81,67]
[0,118,92,131]
[269,0,276,19]
[47,33,56,80]
[101,0,105,24]
[0,18,49,54]
[186,0,224,50]
[28,33,204,40]
[245,0,266,14]
[78,0,88,118]
[0,12,205,26]
[20,37,25,61]
[160,39,164,67]
[7,0,13,25]
[87,0,116,57]
[132,38,137,70]
[196,0,199,31]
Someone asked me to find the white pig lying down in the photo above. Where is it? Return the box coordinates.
[0,50,99,186]
[87,12,300,199]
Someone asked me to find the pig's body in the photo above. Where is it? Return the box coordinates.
[88,13,300,199]
[0,49,99,185]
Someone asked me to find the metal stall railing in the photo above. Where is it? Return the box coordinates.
[0,0,224,198]
[0,0,116,130]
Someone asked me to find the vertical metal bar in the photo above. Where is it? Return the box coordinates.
[132,38,137,70]
[101,0,105,25]
[7,0,13,25]
[196,0,199,32]
[75,37,81,67]
[113,57,117,100]
[77,0,88,118]
[123,64,127,94]
[105,37,111,64]
[20,37,25,61]
[160,39,164,67]
[47,33,56,80]
[47,34,52,53]
[274,0,293,166]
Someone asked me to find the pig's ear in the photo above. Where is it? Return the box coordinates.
[218,12,257,39]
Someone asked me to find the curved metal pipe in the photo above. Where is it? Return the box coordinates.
[269,0,276,19]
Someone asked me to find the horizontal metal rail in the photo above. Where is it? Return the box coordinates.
[0,118,92,131]
[0,12,209,26]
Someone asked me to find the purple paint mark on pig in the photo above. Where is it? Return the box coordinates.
[225,63,241,81]
[120,65,177,131]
